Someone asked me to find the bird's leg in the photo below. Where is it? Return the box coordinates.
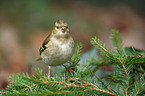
[48,66,51,79]
[63,65,75,76]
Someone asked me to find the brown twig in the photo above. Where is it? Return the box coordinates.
[23,84,38,92]
[93,40,111,54]
[57,81,118,95]
[56,77,117,95]
[135,82,145,96]
[109,85,111,92]
[71,46,80,67]
[126,55,145,58]
[1,76,119,96]
[114,32,122,54]
[0,91,9,93]
[118,57,130,96]
[54,88,118,96]
[93,39,130,95]
[106,79,113,92]
[68,78,98,88]
[78,62,107,89]
[22,76,57,91]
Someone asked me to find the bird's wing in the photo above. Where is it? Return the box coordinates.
[39,34,50,55]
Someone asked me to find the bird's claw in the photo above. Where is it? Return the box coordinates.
[63,65,75,76]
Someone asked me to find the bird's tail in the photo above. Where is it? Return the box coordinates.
[36,57,42,61]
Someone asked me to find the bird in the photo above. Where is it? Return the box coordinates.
[39,20,75,78]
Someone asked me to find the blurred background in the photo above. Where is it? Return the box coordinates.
[0,0,145,89]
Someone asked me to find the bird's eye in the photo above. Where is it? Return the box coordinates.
[56,26,59,29]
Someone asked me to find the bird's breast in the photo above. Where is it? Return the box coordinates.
[41,37,75,66]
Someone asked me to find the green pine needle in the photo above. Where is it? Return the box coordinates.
[1,30,145,96]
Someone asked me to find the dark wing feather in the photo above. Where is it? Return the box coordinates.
[39,34,50,55]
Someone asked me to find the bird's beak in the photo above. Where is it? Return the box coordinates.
[61,26,66,32]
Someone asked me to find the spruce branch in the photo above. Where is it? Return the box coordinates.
[91,37,113,59]
[135,82,145,96]
[117,57,130,92]
[132,74,145,96]
[78,62,106,88]
[1,68,118,95]
[70,43,83,67]
[91,37,120,64]
[90,30,144,96]
[91,33,129,89]
[1,30,145,96]
[111,29,125,56]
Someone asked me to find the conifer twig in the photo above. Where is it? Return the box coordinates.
[78,62,108,89]
[22,76,57,91]
[93,40,111,54]
[135,82,145,96]
[126,55,145,58]
[68,78,98,88]
[23,84,38,92]
[118,57,130,96]
[93,39,119,63]
[1,30,145,96]
[53,88,118,96]
[92,36,130,95]
[109,85,111,92]
[106,79,113,92]
[59,83,117,95]
[71,45,80,67]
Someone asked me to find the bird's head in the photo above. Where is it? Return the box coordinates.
[52,20,70,36]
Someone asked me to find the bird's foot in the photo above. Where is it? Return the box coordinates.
[63,65,75,76]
